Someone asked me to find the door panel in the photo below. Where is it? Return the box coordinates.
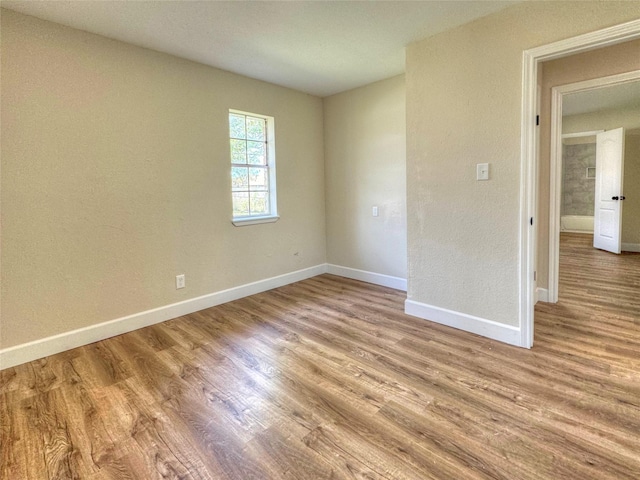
[593,128,625,253]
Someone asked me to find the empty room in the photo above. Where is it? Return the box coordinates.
[1,2,640,479]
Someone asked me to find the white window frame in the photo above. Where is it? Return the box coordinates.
[229,109,278,226]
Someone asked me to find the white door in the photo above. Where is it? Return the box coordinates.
[593,128,625,253]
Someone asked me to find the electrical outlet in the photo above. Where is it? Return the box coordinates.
[372,206,379,217]
[176,274,185,289]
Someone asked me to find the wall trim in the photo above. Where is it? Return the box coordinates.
[536,288,549,303]
[622,243,640,252]
[326,264,407,291]
[0,264,326,370]
[560,229,594,234]
[0,263,409,369]
[405,299,522,347]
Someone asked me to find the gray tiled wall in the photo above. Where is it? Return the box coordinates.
[562,143,596,216]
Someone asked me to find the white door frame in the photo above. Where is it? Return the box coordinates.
[519,19,640,348]
[548,71,640,303]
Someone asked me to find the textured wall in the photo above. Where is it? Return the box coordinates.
[622,132,640,246]
[406,2,640,326]
[563,106,640,134]
[323,76,407,279]
[1,10,326,348]
[561,143,596,217]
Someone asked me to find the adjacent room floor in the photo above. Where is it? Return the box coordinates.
[2,233,639,479]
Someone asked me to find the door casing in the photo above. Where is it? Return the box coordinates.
[519,19,640,348]
[547,72,640,303]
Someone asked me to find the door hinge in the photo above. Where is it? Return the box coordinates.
[530,217,533,226]
[534,271,537,281]
[536,115,539,126]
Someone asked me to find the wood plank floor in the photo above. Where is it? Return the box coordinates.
[2,233,639,479]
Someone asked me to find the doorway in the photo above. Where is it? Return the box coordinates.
[547,72,640,303]
[519,21,640,348]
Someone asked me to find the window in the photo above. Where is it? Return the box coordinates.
[229,110,278,226]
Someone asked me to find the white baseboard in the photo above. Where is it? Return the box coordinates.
[560,229,593,235]
[0,264,326,370]
[622,243,640,253]
[404,299,523,347]
[326,264,407,291]
[536,287,549,303]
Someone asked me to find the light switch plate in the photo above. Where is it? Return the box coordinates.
[477,163,489,181]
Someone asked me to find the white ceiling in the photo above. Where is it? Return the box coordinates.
[563,80,640,117]
[1,0,517,97]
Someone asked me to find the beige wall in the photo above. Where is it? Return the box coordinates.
[537,39,640,288]
[1,10,326,348]
[622,132,640,246]
[324,76,407,279]
[563,106,640,134]
[406,2,640,326]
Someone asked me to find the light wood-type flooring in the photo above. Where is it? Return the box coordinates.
[1,233,639,479]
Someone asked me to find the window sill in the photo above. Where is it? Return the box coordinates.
[232,215,280,227]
